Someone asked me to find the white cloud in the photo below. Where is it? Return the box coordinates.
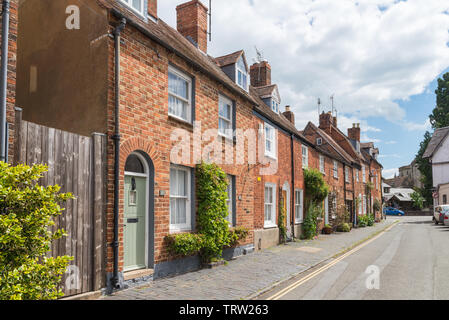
[378,154,401,159]
[399,118,432,131]
[159,0,449,130]
[383,168,399,178]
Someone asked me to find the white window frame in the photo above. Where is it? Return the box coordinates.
[226,175,234,226]
[236,57,248,91]
[271,99,279,114]
[295,189,304,223]
[119,0,145,17]
[356,169,359,182]
[319,155,325,174]
[302,145,309,169]
[264,183,277,228]
[218,95,233,139]
[264,123,277,159]
[362,165,366,183]
[168,65,192,123]
[169,165,191,233]
[345,166,349,183]
[333,160,338,178]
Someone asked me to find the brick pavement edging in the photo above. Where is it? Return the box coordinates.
[245,219,400,300]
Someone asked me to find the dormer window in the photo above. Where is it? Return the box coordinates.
[236,57,248,91]
[119,0,145,17]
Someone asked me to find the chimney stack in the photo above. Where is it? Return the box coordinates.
[176,0,209,53]
[319,111,334,133]
[283,106,295,125]
[148,0,157,19]
[250,61,271,88]
[348,123,361,142]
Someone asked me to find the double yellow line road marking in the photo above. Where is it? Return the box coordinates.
[266,222,399,300]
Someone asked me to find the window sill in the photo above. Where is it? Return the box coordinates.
[264,223,278,229]
[168,114,193,128]
[295,220,303,225]
[218,132,235,143]
[169,227,193,235]
[265,153,278,161]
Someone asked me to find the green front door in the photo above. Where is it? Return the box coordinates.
[124,175,147,271]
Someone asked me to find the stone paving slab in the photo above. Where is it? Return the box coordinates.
[101,218,398,300]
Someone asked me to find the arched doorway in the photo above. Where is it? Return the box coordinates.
[123,152,154,272]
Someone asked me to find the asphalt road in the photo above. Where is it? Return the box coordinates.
[257,216,449,300]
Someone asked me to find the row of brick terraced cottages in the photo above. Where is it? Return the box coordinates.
[11,0,383,293]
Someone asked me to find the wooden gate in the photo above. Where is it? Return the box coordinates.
[13,109,107,297]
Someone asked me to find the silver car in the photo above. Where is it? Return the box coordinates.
[434,205,449,225]
[442,206,449,226]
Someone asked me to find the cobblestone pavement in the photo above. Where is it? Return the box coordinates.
[101,218,399,300]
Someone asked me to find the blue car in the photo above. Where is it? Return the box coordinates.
[383,207,405,216]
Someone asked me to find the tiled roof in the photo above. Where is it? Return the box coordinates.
[253,84,277,99]
[249,87,307,141]
[423,126,449,158]
[304,122,354,165]
[100,0,258,106]
[214,50,244,67]
[361,142,374,149]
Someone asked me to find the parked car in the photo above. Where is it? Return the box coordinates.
[433,205,449,225]
[384,207,405,216]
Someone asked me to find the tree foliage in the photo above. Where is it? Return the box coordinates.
[430,72,449,129]
[304,168,330,204]
[0,163,73,300]
[411,191,425,210]
[415,72,449,206]
[415,131,433,205]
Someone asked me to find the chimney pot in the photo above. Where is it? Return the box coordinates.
[250,61,271,87]
[348,124,361,142]
[176,0,209,53]
[283,106,295,125]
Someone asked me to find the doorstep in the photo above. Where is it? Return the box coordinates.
[124,268,154,281]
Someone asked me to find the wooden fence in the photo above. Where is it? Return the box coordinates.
[13,109,107,297]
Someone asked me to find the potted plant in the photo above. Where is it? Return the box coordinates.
[322,224,333,234]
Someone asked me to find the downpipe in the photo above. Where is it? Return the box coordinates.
[0,0,10,162]
[112,18,126,289]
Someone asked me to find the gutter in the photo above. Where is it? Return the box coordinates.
[0,0,10,162]
[112,18,127,289]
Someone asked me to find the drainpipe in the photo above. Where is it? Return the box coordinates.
[343,163,347,218]
[290,134,295,239]
[112,18,126,289]
[0,0,10,163]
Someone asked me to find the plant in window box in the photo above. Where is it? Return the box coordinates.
[322,224,333,235]
[227,227,249,248]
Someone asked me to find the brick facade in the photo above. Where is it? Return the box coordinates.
[105,22,255,274]
[1,0,18,163]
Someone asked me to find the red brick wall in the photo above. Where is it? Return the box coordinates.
[1,0,18,163]
[105,23,255,273]
[252,117,305,235]
[176,0,208,53]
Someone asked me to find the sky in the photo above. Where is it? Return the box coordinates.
[158,0,449,179]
